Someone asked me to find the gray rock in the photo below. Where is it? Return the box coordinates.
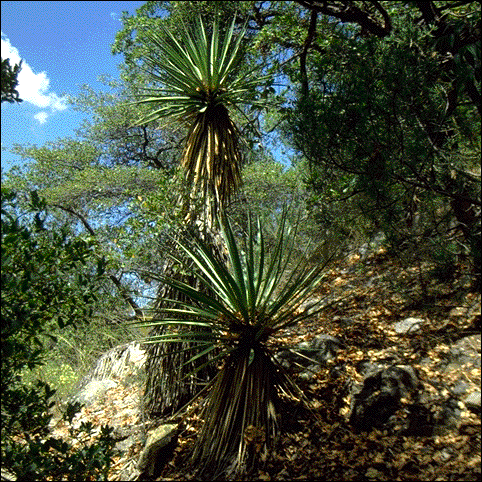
[452,381,471,396]
[275,334,345,380]
[90,342,146,382]
[72,379,118,406]
[435,398,463,435]
[448,335,481,368]
[276,334,344,369]
[349,365,419,432]
[73,342,146,392]
[112,422,144,441]
[358,232,386,258]
[115,433,138,453]
[394,317,424,334]
[464,391,481,412]
[334,317,356,327]
[138,423,178,478]
[116,458,141,482]
[310,334,344,356]
[356,359,397,377]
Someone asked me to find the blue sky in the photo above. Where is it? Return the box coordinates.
[1,1,146,174]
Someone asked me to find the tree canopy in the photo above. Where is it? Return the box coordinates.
[1,57,22,104]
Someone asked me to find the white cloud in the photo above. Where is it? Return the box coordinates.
[1,31,68,123]
[34,112,49,124]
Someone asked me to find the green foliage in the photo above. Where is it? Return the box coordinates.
[1,189,106,370]
[1,189,115,480]
[286,6,480,277]
[19,316,142,404]
[7,139,101,205]
[134,212,330,477]
[3,135,176,305]
[429,240,459,282]
[112,1,255,75]
[230,159,339,264]
[2,407,115,482]
[7,139,165,210]
[1,57,22,103]
[235,160,304,221]
[20,361,80,402]
[71,79,182,170]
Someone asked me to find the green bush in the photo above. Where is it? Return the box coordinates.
[20,361,80,403]
[1,189,115,480]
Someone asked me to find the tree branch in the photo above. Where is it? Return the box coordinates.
[51,203,145,318]
[300,10,318,97]
[413,1,440,25]
[295,1,392,37]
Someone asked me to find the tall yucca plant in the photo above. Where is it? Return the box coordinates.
[136,16,263,218]
[135,212,330,478]
[133,16,267,417]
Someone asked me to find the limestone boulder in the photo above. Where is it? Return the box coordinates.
[72,379,118,406]
[393,317,424,334]
[137,423,179,479]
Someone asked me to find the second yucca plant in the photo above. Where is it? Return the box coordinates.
[137,212,329,478]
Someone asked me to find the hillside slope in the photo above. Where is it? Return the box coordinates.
[51,247,481,481]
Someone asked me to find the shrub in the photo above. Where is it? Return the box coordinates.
[1,189,115,480]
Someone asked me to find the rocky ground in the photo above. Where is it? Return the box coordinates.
[50,246,481,481]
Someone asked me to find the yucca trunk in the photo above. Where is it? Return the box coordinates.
[192,345,281,478]
[142,281,213,416]
[181,104,242,226]
[142,223,226,417]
